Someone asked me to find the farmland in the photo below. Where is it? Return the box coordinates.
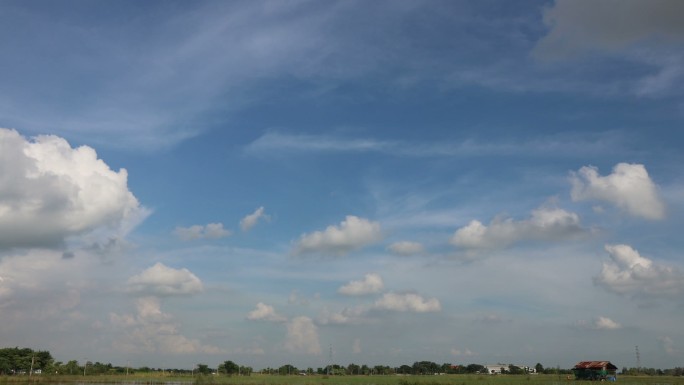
[1,373,683,385]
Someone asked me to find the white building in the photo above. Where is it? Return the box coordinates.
[484,364,534,374]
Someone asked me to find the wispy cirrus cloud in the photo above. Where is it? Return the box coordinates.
[245,131,630,159]
[386,241,425,256]
[173,223,231,241]
[573,316,622,330]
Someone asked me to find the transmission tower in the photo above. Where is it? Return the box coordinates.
[635,345,641,372]
[327,344,333,375]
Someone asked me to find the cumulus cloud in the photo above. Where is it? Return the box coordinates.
[292,215,383,256]
[0,128,148,250]
[658,336,677,355]
[338,273,384,296]
[246,302,287,322]
[126,263,203,297]
[173,223,231,240]
[574,316,622,330]
[570,163,665,220]
[285,316,321,355]
[595,244,684,300]
[317,306,368,325]
[110,297,222,354]
[373,292,441,313]
[352,338,362,354]
[240,207,269,231]
[450,206,584,250]
[387,241,425,256]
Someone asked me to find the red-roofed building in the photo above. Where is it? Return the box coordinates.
[572,361,618,381]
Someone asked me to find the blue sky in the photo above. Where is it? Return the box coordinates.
[1,0,684,371]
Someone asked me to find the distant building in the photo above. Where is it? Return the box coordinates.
[484,364,533,374]
[572,361,618,381]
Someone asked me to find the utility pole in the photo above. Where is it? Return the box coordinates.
[636,345,641,373]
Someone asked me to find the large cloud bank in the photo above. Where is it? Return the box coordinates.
[0,128,147,249]
[536,0,684,57]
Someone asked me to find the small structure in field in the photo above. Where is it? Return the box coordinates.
[572,361,617,381]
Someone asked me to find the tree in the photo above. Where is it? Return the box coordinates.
[412,361,439,375]
[221,360,239,375]
[508,365,524,375]
[63,360,80,375]
[398,365,412,374]
[466,364,486,374]
[196,364,211,375]
[535,363,544,374]
[239,365,252,376]
[347,363,360,375]
[278,364,296,375]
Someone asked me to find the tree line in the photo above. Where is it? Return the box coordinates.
[2,347,683,377]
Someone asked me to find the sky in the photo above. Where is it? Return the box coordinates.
[1,0,684,371]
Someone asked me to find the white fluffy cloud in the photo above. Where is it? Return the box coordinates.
[110,297,222,354]
[284,316,321,355]
[292,215,383,256]
[246,302,287,322]
[173,223,231,240]
[595,244,684,300]
[373,292,441,313]
[338,273,384,296]
[0,128,147,250]
[570,163,665,220]
[240,206,269,231]
[574,316,622,330]
[450,206,584,250]
[126,263,203,297]
[387,241,425,256]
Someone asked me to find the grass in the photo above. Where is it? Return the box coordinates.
[0,374,682,385]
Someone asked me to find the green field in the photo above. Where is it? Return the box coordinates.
[1,374,683,385]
